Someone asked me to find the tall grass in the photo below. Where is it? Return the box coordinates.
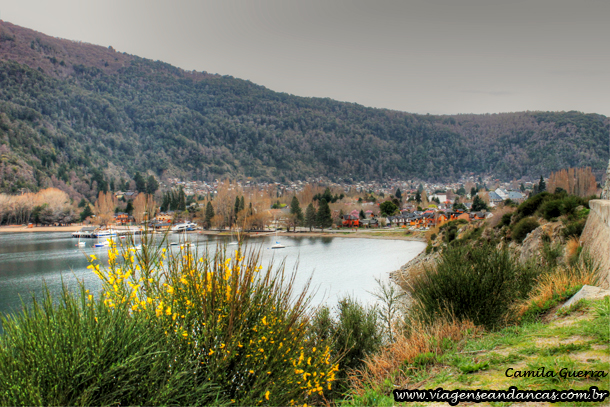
[513,253,602,321]
[0,287,222,406]
[348,314,479,395]
[0,235,341,405]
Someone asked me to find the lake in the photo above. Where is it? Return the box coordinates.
[0,232,425,322]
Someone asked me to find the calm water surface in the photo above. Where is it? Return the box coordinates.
[0,232,425,320]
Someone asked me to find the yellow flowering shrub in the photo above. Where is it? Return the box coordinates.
[88,237,339,405]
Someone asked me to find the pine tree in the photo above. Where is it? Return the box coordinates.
[395,188,402,200]
[234,196,241,221]
[415,190,421,203]
[146,175,159,194]
[305,203,316,231]
[472,195,488,211]
[204,201,215,229]
[239,196,245,213]
[359,209,365,219]
[80,205,93,222]
[289,196,304,224]
[178,188,186,211]
[316,198,332,230]
[538,176,546,192]
[133,172,146,192]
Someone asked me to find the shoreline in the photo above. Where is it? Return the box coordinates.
[0,225,83,233]
[0,225,426,242]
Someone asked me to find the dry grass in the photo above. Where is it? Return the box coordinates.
[564,236,580,261]
[512,262,601,319]
[485,205,515,229]
[425,225,440,242]
[347,313,480,394]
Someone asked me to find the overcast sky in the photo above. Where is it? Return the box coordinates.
[1,0,608,115]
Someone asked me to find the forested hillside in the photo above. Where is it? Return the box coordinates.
[0,21,608,197]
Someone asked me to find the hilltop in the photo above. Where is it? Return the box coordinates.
[0,21,608,196]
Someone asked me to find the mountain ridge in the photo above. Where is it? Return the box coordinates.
[0,21,608,199]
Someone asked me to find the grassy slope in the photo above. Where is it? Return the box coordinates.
[347,297,609,407]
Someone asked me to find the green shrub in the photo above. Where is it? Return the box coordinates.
[540,200,562,220]
[310,297,382,394]
[562,219,586,239]
[516,192,549,218]
[408,244,541,330]
[498,212,513,228]
[439,220,467,244]
[511,217,540,243]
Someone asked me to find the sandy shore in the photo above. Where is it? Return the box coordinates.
[0,225,84,233]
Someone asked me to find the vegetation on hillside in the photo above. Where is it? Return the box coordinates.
[0,22,608,196]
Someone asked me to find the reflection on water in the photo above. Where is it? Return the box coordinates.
[0,232,425,323]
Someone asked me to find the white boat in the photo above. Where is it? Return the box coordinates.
[271,241,285,249]
[171,222,198,232]
[96,229,117,238]
[270,224,284,249]
[94,240,110,248]
[76,236,86,247]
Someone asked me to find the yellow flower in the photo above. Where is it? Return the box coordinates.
[265,391,270,400]
[89,254,97,260]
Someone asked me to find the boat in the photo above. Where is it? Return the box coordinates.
[96,228,117,238]
[228,227,239,246]
[172,228,195,249]
[271,241,285,249]
[270,225,284,249]
[171,222,198,232]
[76,236,86,247]
[94,239,110,248]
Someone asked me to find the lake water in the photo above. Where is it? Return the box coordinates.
[0,232,425,322]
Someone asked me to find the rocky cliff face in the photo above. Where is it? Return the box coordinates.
[601,160,610,200]
[580,199,610,288]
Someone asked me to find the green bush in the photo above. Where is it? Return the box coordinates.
[408,243,541,329]
[562,219,586,239]
[498,212,513,228]
[439,219,467,244]
[310,297,382,394]
[516,192,549,218]
[540,200,562,220]
[511,217,540,243]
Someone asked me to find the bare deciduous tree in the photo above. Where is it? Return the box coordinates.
[133,193,156,224]
[94,191,117,226]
